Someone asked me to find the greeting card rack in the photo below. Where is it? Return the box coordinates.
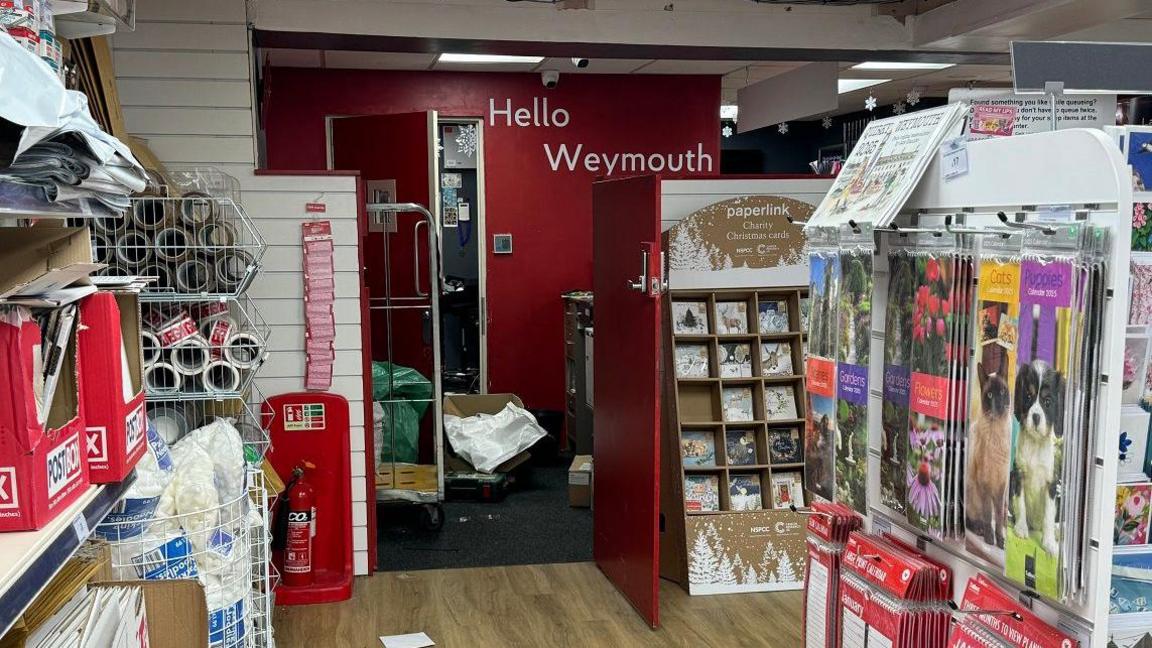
[829,128,1131,646]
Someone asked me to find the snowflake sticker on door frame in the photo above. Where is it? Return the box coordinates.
[777,122,789,135]
[722,124,734,138]
[893,101,907,115]
[822,116,833,130]
[865,95,878,112]
[907,88,922,106]
[455,124,478,158]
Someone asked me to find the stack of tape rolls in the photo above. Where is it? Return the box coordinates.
[142,306,264,395]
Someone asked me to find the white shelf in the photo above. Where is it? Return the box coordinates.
[0,478,133,637]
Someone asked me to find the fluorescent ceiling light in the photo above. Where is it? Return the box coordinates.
[438,53,544,64]
[852,61,955,71]
[720,105,739,120]
[838,78,890,94]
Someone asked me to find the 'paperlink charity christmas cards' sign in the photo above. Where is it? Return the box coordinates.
[805,103,967,229]
[686,510,806,595]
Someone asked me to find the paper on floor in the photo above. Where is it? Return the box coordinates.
[379,632,435,648]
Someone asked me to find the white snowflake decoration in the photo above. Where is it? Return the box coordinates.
[722,125,733,138]
[907,88,922,106]
[454,124,478,158]
[822,116,833,130]
[777,122,789,135]
[893,101,907,115]
[865,95,878,112]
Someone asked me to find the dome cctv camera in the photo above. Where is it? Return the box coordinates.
[571,57,589,68]
[541,69,560,89]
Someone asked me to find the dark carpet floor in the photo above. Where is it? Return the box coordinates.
[375,463,593,572]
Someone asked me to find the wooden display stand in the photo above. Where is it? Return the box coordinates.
[656,186,829,595]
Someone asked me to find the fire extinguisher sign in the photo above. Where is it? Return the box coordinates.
[283,403,326,431]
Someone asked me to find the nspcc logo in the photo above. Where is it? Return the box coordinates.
[46,435,82,498]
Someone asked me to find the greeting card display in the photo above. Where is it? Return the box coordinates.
[681,430,717,468]
[758,299,790,334]
[1116,483,1152,546]
[729,475,763,511]
[685,475,721,512]
[880,249,915,515]
[725,429,758,466]
[764,385,798,421]
[723,386,755,422]
[675,343,711,379]
[1120,406,1152,481]
[805,230,840,502]
[719,342,753,378]
[673,301,709,335]
[715,301,749,335]
[1124,325,1151,405]
[834,224,873,513]
[760,342,794,376]
[768,428,802,464]
[964,235,1022,566]
[771,472,804,509]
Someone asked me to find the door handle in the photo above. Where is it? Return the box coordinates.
[414,220,428,297]
[627,248,650,292]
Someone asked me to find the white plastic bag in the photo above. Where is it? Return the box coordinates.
[372,401,385,471]
[443,402,546,473]
[97,422,175,540]
[186,418,247,505]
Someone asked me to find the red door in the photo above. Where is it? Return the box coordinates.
[592,176,663,628]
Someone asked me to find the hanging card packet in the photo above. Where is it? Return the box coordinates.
[964,233,1024,567]
[881,247,916,515]
[1004,228,1079,601]
[835,223,874,513]
[806,226,842,502]
[904,234,962,537]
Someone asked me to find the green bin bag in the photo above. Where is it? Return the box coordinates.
[372,361,432,465]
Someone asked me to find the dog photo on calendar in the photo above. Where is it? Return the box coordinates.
[1004,259,1073,599]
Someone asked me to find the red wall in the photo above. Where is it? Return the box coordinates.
[263,68,720,410]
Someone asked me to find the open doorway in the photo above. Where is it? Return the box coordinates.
[328,113,592,573]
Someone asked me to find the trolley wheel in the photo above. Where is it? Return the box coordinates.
[419,503,444,531]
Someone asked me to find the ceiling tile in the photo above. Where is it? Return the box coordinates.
[322,51,437,70]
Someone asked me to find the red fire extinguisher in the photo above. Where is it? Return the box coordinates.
[282,462,316,587]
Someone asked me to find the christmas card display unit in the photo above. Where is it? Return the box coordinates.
[667,288,810,594]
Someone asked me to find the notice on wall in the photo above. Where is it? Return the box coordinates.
[302,220,335,391]
[948,88,1116,139]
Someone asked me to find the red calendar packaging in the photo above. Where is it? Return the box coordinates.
[802,502,862,648]
[947,574,1075,648]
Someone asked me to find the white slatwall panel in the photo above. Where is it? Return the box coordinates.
[238,172,372,576]
[112,2,372,574]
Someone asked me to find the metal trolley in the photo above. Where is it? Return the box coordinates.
[367,202,446,531]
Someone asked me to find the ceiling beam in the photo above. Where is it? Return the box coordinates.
[911,0,1149,49]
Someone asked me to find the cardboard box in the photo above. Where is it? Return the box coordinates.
[442,393,532,473]
[78,291,146,483]
[93,580,208,648]
[568,454,593,508]
[0,226,100,304]
[0,306,89,531]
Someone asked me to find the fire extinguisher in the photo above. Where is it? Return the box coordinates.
[279,462,316,588]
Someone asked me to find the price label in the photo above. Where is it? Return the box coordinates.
[72,513,90,541]
[940,136,969,180]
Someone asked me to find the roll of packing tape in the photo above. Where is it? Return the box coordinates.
[199,315,237,341]
[202,360,241,393]
[170,336,210,376]
[147,402,189,444]
[132,197,169,230]
[92,216,122,236]
[144,362,182,394]
[155,227,190,262]
[214,250,255,294]
[198,220,237,249]
[175,258,211,293]
[115,230,153,267]
[141,263,172,290]
[91,231,114,265]
[140,330,162,367]
[180,192,216,226]
[224,332,264,369]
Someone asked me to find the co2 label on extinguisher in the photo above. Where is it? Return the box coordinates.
[283,403,326,431]
[285,509,314,574]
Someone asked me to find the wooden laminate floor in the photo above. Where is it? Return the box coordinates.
[274,562,804,647]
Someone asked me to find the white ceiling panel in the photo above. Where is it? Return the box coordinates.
[633,59,755,75]
[321,50,437,70]
[533,57,654,73]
